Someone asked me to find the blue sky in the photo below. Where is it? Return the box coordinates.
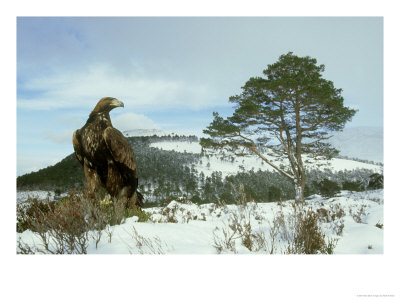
[17,17,383,176]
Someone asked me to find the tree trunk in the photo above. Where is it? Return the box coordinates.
[295,183,304,202]
[294,173,305,202]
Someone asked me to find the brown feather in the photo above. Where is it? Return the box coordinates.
[72,97,142,207]
[103,127,137,172]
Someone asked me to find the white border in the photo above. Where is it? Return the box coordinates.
[3,1,399,299]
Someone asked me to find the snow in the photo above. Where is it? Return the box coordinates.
[17,190,68,204]
[150,141,202,154]
[16,137,384,255]
[150,141,383,179]
[327,157,382,172]
[329,126,383,163]
[304,191,384,254]
[334,221,383,254]
[123,128,191,137]
[17,189,384,254]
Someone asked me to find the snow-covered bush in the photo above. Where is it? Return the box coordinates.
[126,227,169,254]
[213,202,268,254]
[285,207,337,254]
[16,190,153,254]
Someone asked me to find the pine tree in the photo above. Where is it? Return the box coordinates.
[201,52,356,201]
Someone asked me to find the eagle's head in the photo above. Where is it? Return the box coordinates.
[90,97,124,116]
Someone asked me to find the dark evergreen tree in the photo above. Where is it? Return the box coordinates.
[368,173,383,189]
[267,186,282,201]
[317,178,341,198]
[201,52,356,201]
[342,180,363,192]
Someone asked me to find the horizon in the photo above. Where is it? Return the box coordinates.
[17,125,383,177]
[17,17,383,176]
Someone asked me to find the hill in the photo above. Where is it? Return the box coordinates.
[17,133,383,205]
[17,153,85,191]
[329,126,383,163]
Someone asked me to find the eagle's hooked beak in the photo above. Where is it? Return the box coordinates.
[111,99,124,108]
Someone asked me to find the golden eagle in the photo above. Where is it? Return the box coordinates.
[72,97,143,207]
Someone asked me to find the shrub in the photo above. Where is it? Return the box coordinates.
[368,173,383,189]
[128,208,152,223]
[317,203,345,223]
[213,187,337,254]
[219,190,235,204]
[17,189,153,254]
[342,180,363,192]
[160,206,178,223]
[212,206,268,254]
[349,204,368,224]
[127,227,168,254]
[286,209,328,254]
[317,179,341,198]
[304,184,316,197]
[213,185,268,253]
[54,188,63,196]
[17,196,56,233]
[277,203,336,254]
[267,186,281,201]
[190,194,203,204]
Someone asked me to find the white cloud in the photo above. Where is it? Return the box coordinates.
[42,113,159,145]
[17,63,220,111]
[44,129,74,144]
[17,153,62,176]
[112,113,160,132]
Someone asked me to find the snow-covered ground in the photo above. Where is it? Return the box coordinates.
[17,190,68,204]
[150,141,383,178]
[17,189,383,254]
[151,141,203,153]
[329,126,383,163]
[16,137,384,255]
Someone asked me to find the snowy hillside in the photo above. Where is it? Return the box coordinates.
[17,189,383,254]
[329,126,383,163]
[126,125,384,163]
[150,140,383,179]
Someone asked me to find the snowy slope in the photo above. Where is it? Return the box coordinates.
[17,189,384,254]
[329,126,383,163]
[129,125,384,163]
[150,140,383,178]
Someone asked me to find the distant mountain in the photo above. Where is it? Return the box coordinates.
[329,126,383,163]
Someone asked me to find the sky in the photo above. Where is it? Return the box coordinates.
[17,17,383,176]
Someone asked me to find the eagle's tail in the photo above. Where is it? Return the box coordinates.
[135,191,144,208]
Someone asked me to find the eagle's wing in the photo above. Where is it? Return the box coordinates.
[103,127,137,174]
[72,130,84,166]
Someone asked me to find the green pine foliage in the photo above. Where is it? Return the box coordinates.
[201,52,357,201]
[315,178,341,198]
[368,173,383,189]
[17,154,86,190]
